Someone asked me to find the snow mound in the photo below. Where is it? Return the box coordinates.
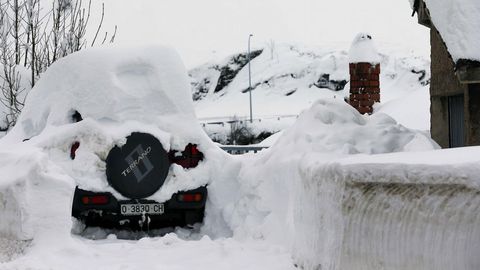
[348,33,381,64]
[270,99,438,156]
[207,99,438,268]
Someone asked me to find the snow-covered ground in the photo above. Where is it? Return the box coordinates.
[0,44,438,269]
[0,32,478,270]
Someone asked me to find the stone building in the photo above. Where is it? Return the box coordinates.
[411,0,480,148]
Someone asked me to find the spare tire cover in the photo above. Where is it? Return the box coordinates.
[106,132,170,199]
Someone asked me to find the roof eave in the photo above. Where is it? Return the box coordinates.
[456,60,480,84]
[413,0,432,28]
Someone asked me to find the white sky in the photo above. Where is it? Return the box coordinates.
[88,0,429,67]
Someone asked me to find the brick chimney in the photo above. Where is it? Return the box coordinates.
[349,63,380,114]
[348,33,381,115]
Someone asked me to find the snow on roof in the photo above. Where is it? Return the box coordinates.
[348,33,381,64]
[423,0,480,63]
[9,45,196,141]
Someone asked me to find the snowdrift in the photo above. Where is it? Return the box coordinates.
[208,99,441,268]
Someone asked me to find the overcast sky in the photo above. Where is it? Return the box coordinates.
[88,0,429,67]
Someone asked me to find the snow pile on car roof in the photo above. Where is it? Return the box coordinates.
[7,45,196,141]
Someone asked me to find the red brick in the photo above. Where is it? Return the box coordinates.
[349,100,360,107]
[356,106,373,114]
[352,81,371,87]
[350,88,358,94]
[350,75,364,81]
[369,93,380,101]
[369,81,380,87]
[351,93,369,100]
[360,100,375,106]
[364,87,380,94]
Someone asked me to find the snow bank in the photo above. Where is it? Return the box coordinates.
[0,143,75,245]
[296,145,480,270]
[209,99,438,269]
[348,33,381,64]
[423,0,480,62]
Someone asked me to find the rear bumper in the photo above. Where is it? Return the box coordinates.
[72,186,207,230]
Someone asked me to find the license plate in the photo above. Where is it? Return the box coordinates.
[120,203,164,216]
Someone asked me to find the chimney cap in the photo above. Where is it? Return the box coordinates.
[349,33,381,64]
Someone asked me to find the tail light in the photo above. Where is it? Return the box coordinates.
[169,144,204,169]
[81,195,109,205]
[177,193,203,202]
[190,145,199,155]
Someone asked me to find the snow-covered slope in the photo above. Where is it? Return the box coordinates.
[190,43,431,134]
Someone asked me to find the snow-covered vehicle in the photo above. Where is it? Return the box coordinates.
[1,46,221,232]
[71,133,208,230]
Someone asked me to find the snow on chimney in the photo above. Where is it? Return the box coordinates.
[348,33,381,115]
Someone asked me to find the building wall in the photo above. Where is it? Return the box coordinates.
[430,27,468,148]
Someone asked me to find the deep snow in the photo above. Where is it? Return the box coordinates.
[0,44,477,270]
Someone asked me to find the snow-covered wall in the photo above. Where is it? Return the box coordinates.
[294,146,480,270]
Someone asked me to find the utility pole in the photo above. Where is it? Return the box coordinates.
[248,34,253,123]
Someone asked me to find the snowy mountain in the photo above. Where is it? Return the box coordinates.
[189,43,431,144]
